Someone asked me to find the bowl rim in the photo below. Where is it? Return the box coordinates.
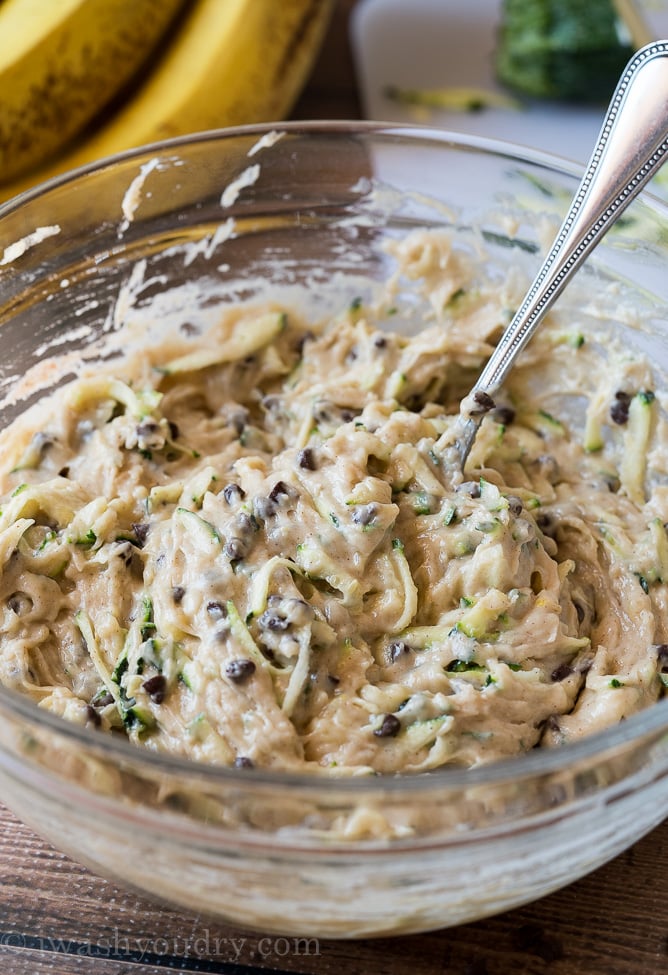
[1,119,668,796]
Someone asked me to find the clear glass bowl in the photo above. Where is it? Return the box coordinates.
[0,122,667,939]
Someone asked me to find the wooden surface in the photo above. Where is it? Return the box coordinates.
[2,2,668,973]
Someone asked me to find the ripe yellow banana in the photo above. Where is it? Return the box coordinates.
[0,0,189,182]
[0,0,334,203]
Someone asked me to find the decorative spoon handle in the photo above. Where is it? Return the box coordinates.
[456,40,668,467]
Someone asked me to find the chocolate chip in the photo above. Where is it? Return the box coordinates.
[235,512,257,537]
[224,537,249,561]
[253,496,277,520]
[142,674,167,703]
[132,523,150,547]
[656,644,668,672]
[225,658,256,682]
[506,495,523,516]
[268,480,290,502]
[373,713,401,738]
[223,483,246,504]
[297,447,316,470]
[171,586,185,604]
[207,601,227,620]
[535,512,556,536]
[352,503,377,526]
[258,610,290,631]
[373,334,387,348]
[234,756,254,769]
[94,691,114,708]
[551,663,573,682]
[262,394,282,412]
[492,404,516,426]
[7,592,33,615]
[85,705,101,727]
[611,390,631,425]
[228,407,249,435]
[456,480,481,498]
[534,454,560,483]
[295,331,314,355]
[388,641,410,663]
[470,390,496,415]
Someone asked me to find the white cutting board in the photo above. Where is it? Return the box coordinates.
[351,0,668,166]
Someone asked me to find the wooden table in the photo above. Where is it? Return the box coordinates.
[2,2,667,972]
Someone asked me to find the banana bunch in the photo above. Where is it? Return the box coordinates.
[0,0,188,182]
[0,0,334,202]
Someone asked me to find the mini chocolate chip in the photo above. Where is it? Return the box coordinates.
[85,705,101,727]
[143,674,167,703]
[313,403,331,423]
[493,404,516,426]
[604,473,621,493]
[611,390,632,425]
[534,454,560,483]
[471,390,496,415]
[551,663,573,682]
[94,691,114,708]
[506,495,523,516]
[258,610,290,631]
[297,447,316,470]
[253,496,277,520]
[58,466,70,478]
[224,537,248,561]
[352,503,377,526]
[7,592,33,615]
[535,512,555,536]
[223,483,246,504]
[295,330,314,355]
[262,394,282,412]
[656,644,668,672]
[388,641,410,663]
[373,334,387,348]
[172,586,185,604]
[234,756,254,769]
[268,480,290,502]
[373,713,401,738]
[456,480,481,498]
[226,658,256,682]
[207,601,228,620]
[132,522,150,547]
[235,512,257,537]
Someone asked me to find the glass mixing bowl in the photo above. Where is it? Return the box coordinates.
[0,122,667,939]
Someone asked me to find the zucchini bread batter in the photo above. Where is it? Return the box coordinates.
[0,228,666,774]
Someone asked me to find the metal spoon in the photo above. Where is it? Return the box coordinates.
[454,40,668,468]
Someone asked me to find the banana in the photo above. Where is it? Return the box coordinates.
[0,0,189,182]
[0,0,334,203]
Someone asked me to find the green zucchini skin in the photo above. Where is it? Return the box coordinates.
[496,0,634,103]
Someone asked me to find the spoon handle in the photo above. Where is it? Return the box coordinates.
[457,40,668,465]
